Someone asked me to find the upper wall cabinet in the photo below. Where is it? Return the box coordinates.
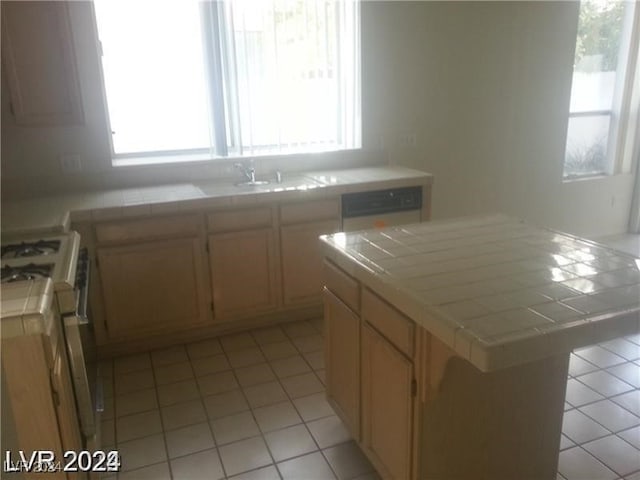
[1,2,84,126]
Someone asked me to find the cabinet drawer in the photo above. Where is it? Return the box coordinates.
[95,215,200,243]
[280,199,339,225]
[324,261,360,313]
[362,288,414,357]
[207,207,273,233]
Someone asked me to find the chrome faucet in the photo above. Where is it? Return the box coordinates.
[233,162,269,186]
[234,162,256,183]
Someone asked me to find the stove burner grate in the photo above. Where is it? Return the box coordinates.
[1,263,54,283]
[1,240,61,259]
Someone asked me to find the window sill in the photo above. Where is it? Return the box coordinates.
[111,145,360,168]
[112,152,214,167]
[562,172,635,184]
[562,173,609,183]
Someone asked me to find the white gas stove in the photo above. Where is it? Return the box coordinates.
[1,231,82,314]
[1,230,99,446]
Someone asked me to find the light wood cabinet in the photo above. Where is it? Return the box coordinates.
[281,219,340,305]
[323,288,360,438]
[1,1,84,125]
[280,198,340,306]
[97,237,209,339]
[324,260,567,480]
[51,338,84,457]
[208,228,278,319]
[1,318,82,480]
[324,263,417,480]
[280,200,340,305]
[206,206,279,320]
[361,323,414,480]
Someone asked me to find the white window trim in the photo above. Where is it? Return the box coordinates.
[564,1,640,181]
[92,1,361,166]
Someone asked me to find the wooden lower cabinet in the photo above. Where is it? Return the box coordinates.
[281,219,340,306]
[208,228,278,319]
[51,340,84,457]
[325,267,566,480]
[323,288,360,438]
[97,237,209,339]
[325,266,417,480]
[1,321,82,480]
[361,323,414,480]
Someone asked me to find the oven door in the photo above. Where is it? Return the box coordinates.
[63,313,100,440]
[63,247,102,444]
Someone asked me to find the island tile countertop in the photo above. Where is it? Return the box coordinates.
[320,214,640,371]
[1,166,433,236]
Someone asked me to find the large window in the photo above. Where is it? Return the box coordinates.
[564,0,639,178]
[93,0,361,165]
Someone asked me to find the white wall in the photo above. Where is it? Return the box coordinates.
[1,1,635,238]
[361,1,635,237]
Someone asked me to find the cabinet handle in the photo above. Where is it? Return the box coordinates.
[411,379,417,397]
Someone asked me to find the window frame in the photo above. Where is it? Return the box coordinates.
[563,0,640,181]
[92,0,361,167]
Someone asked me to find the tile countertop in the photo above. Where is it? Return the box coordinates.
[0,278,55,338]
[0,166,433,235]
[319,214,640,372]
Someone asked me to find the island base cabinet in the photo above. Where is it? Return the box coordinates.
[361,323,414,480]
[419,340,570,480]
[323,288,360,439]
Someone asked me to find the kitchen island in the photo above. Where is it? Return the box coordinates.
[319,214,640,480]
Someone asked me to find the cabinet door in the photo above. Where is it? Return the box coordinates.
[361,323,414,480]
[281,219,340,305]
[1,2,84,125]
[324,288,360,439]
[51,346,83,457]
[97,237,209,339]
[208,228,278,319]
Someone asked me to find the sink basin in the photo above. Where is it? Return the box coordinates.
[236,180,270,187]
[194,174,324,197]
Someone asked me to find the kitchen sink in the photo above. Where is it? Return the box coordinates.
[235,180,270,187]
[195,174,324,197]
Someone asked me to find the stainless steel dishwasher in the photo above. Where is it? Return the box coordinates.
[341,186,423,231]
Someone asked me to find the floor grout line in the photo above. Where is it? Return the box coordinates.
[104,321,639,480]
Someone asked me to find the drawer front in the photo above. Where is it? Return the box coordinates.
[95,215,200,243]
[280,198,339,225]
[324,260,360,313]
[362,288,414,357]
[207,207,273,233]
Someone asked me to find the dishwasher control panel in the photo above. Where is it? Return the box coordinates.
[341,186,422,218]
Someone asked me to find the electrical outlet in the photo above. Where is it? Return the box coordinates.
[59,154,82,174]
[398,133,417,147]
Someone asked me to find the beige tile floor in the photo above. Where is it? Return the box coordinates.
[99,318,639,480]
[99,318,377,480]
[559,335,640,480]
